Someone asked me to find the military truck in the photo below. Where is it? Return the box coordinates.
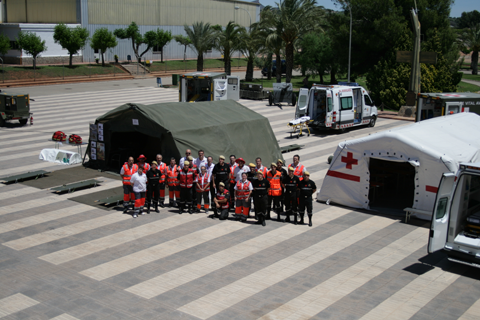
[0,92,31,127]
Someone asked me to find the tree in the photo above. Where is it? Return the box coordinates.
[53,24,89,67]
[459,23,480,75]
[239,24,263,81]
[262,0,321,83]
[212,21,244,75]
[257,9,285,83]
[174,35,192,62]
[0,34,11,55]
[154,29,172,62]
[296,32,333,83]
[90,28,118,67]
[114,22,157,62]
[16,31,47,69]
[184,22,216,71]
[457,10,480,29]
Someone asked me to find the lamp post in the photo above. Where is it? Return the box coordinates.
[347,4,352,83]
[235,6,252,27]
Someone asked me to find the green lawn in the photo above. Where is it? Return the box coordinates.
[149,58,248,73]
[457,81,480,92]
[0,64,126,81]
[461,73,480,81]
[241,74,367,89]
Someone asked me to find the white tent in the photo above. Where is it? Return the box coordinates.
[318,113,480,220]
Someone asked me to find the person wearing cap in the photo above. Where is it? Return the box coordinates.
[178,161,195,214]
[155,154,168,208]
[282,166,300,224]
[137,154,150,172]
[195,165,211,213]
[212,155,230,198]
[130,165,148,218]
[298,171,317,227]
[252,171,270,226]
[228,155,237,209]
[146,161,161,213]
[234,172,253,221]
[213,182,230,220]
[167,157,180,207]
[180,149,196,169]
[120,156,138,213]
[267,162,283,221]
[276,159,288,213]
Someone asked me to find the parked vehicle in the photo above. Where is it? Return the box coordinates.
[261,60,286,77]
[0,92,31,127]
[429,163,480,269]
[416,92,480,122]
[179,72,239,102]
[295,82,377,133]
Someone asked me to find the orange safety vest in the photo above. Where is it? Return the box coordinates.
[122,163,138,185]
[267,170,282,196]
[167,165,179,186]
[236,180,251,200]
[216,190,230,209]
[196,173,210,192]
[256,166,267,177]
[229,165,236,184]
[157,162,167,183]
[138,162,150,172]
[288,163,305,181]
[179,170,194,188]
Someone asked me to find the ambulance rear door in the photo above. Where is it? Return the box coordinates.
[325,90,334,128]
[338,88,354,129]
[444,102,463,115]
[295,88,309,118]
[428,172,456,253]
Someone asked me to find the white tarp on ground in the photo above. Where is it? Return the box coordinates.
[318,113,480,220]
[39,148,82,165]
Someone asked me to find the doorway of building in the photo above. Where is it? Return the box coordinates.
[368,158,415,211]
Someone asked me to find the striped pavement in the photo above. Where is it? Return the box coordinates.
[0,84,478,319]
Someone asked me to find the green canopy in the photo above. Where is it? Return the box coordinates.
[85,100,284,170]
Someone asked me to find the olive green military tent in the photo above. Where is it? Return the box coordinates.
[84,100,284,171]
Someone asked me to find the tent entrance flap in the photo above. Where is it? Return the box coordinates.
[368,158,415,210]
[109,132,161,169]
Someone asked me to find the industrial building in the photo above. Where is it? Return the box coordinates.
[0,0,260,65]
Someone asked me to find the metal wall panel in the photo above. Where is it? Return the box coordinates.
[6,0,76,23]
[88,0,257,27]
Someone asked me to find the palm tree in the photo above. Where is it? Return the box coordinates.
[262,0,321,83]
[184,22,216,71]
[258,9,285,83]
[212,22,244,75]
[460,23,480,75]
[239,24,263,81]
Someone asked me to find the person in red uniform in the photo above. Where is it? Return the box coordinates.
[282,166,300,224]
[178,160,195,214]
[130,165,148,218]
[137,154,150,172]
[267,162,283,221]
[155,154,167,208]
[234,172,253,221]
[167,157,180,207]
[120,156,138,213]
[195,165,211,213]
[213,182,230,220]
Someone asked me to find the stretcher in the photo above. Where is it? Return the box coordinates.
[95,194,124,206]
[288,116,313,138]
[0,170,50,184]
[51,179,103,194]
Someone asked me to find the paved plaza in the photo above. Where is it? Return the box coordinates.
[0,79,479,319]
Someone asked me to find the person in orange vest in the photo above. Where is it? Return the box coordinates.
[187,156,198,210]
[120,156,138,213]
[234,172,253,221]
[255,157,268,177]
[252,171,270,227]
[282,166,300,224]
[267,162,283,221]
[298,171,317,227]
[130,165,148,218]
[276,159,287,213]
[137,154,150,172]
[195,165,211,213]
[228,154,237,209]
[178,161,195,214]
[288,154,306,206]
[155,154,167,208]
[166,157,180,207]
[213,182,230,220]
[146,161,161,213]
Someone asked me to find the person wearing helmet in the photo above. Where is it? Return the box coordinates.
[137,154,150,172]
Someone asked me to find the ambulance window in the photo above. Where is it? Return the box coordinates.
[340,97,352,110]
[327,97,333,112]
[365,95,373,106]
[228,78,238,85]
[435,197,448,219]
[448,105,459,114]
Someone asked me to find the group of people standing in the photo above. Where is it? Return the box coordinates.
[120,149,316,226]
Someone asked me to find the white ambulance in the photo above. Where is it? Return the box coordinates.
[429,163,480,268]
[295,82,378,133]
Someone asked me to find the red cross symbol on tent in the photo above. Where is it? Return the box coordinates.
[341,152,358,170]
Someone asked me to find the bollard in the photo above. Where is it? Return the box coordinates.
[30,116,33,125]
[157,77,162,88]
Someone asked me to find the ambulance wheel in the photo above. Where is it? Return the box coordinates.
[369,116,376,127]
[19,119,28,125]
[340,127,347,134]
